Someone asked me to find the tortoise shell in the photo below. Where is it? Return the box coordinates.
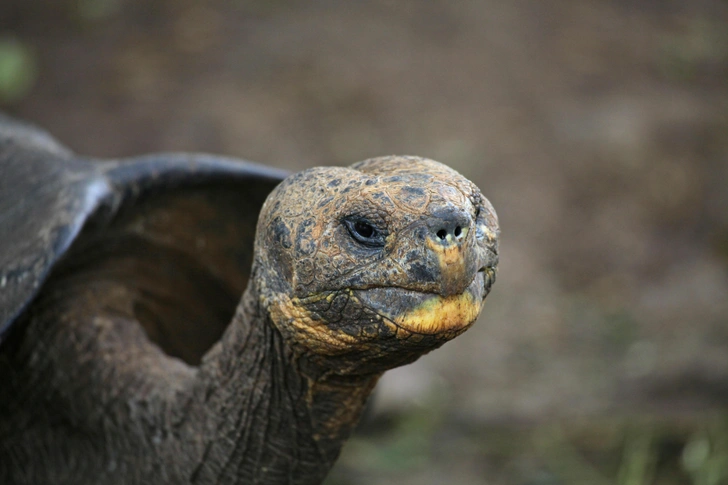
[0,114,286,351]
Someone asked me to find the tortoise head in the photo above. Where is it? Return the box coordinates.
[255,156,499,376]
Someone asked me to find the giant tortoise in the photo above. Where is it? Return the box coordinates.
[0,114,499,484]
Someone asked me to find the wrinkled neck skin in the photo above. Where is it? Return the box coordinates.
[181,279,379,484]
[0,268,378,485]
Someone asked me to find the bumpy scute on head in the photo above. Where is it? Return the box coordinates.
[254,156,499,375]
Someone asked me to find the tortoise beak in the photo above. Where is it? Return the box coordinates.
[354,266,495,336]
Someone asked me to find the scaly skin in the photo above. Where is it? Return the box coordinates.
[0,156,499,484]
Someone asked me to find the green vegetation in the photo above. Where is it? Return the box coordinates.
[0,38,37,104]
[327,402,728,485]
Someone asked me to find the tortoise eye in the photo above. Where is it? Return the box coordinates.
[354,221,374,238]
[344,217,385,248]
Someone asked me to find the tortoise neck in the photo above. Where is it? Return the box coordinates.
[182,283,378,485]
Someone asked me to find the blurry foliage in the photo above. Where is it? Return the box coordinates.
[0,38,37,104]
[682,418,728,485]
[328,406,728,485]
[76,0,122,22]
[658,16,728,82]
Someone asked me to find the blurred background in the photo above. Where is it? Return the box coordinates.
[2,0,727,483]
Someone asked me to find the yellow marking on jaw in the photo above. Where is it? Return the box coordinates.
[270,286,481,353]
[271,294,360,355]
[391,290,481,334]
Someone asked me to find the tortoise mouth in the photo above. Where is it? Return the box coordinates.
[354,267,495,335]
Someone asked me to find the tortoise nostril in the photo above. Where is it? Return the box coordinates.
[428,206,472,245]
[434,225,463,242]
